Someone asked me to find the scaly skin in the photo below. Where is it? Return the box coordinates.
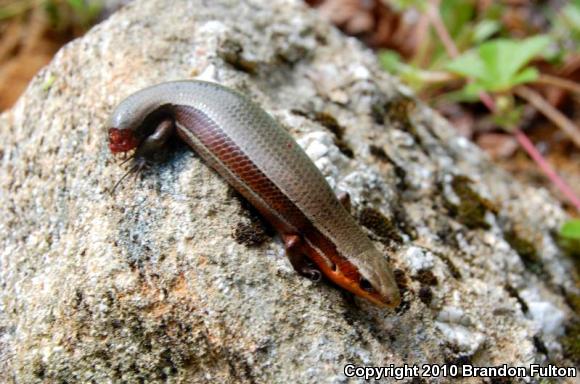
[108,80,400,307]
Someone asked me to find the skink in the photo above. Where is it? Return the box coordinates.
[108,80,400,307]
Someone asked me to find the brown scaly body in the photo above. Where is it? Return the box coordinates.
[108,80,400,307]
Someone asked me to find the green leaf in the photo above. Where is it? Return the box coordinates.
[389,0,428,11]
[482,36,549,86]
[379,50,435,89]
[561,219,580,240]
[472,20,500,43]
[444,87,482,102]
[379,50,404,73]
[447,35,551,93]
[463,82,485,97]
[510,67,539,86]
[440,0,476,38]
[67,0,84,10]
[446,51,487,79]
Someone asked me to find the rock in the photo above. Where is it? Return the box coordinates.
[0,0,577,382]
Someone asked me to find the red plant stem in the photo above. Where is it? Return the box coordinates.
[515,86,580,149]
[514,129,580,212]
[478,90,580,212]
[478,92,496,111]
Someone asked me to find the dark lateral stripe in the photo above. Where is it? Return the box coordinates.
[172,105,345,263]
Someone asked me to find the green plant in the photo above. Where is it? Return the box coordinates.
[561,219,580,240]
[559,219,580,260]
[446,36,551,100]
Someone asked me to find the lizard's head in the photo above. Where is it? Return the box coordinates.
[109,128,140,153]
[305,243,401,308]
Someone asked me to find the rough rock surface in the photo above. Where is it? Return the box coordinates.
[0,0,577,383]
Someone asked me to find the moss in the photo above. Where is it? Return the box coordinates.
[219,40,259,74]
[559,236,580,259]
[504,284,529,314]
[358,207,402,244]
[372,95,421,151]
[444,355,471,377]
[395,298,411,314]
[557,230,580,277]
[371,100,387,124]
[386,96,416,128]
[561,319,580,364]
[393,268,411,314]
[229,188,274,246]
[440,255,462,279]
[393,268,409,292]
[312,111,344,137]
[31,357,46,379]
[565,292,580,314]
[232,222,269,247]
[533,336,548,355]
[385,96,424,148]
[537,380,558,384]
[369,145,408,188]
[369,144,390,162]
[414,269,438,286]
[334,139,354,158]
[504,230,542,274]
[447,175,495,230]
[418,286,433,305]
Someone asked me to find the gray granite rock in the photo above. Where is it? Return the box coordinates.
[0,0,577,383]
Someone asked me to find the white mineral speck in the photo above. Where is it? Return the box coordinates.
[435,322,485,354]
[351,65,370,80]
[402,246,434,273]
[454,136,471,149]
[521,288,566,336]
[435,305,485,353]
[437,306,470,326]
[306,141,329,160]
[199,20,228,34]
[197,65,218,82]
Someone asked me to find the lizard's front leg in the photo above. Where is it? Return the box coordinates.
[283,234,321,282]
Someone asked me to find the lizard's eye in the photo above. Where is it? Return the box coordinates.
[359,277,375,292]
